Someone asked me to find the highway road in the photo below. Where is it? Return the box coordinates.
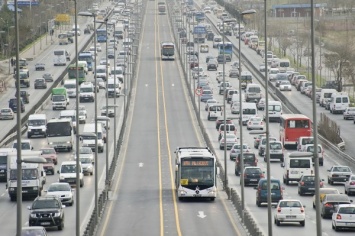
[0,1,128,235]
[184,1,355,235]
[96,1,247,236]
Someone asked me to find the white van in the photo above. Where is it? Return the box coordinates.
[279,58,290,70]
[282,154,314,185]
[58,161,84,187]
[241,102,258,125]
[268,101,282,122]
[27,114,47,138]
[60,110,77,134]
[106,78,121,98]
[97,116,110,130]
[63,80,77,98]
[245,83,262,102]
[329,92,349,114]
[82,123,105,152]
[79,82,95,102]
[319,89,336,107]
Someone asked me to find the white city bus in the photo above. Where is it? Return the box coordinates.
[161,42,175,60]
[46,118,74,152]
[175,147,217,201]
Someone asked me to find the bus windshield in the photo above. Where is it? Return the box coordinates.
[47,122,72,137]
[78,54,93,63]
[68,68,85,78]
[181,166,214,185]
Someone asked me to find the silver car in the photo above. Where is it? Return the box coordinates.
[344,175,355,196]
[258,137,277,156]
[219,133,238,150]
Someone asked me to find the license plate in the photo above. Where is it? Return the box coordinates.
[250,179,257,181]
[22,190,27,193]
[34,132,39,134]
[271,193,275,195]
[308,188,315,190]
[253,123,259,125]
[291,171,298,174]
[346,223,355,226]
[41,222,51,226]
[338,175,345,177]
[286,215,296,219]
[193,194,202,197]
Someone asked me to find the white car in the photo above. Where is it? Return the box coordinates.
[74,147,94,175]
[88,46,97,56]
[332,204,355,231]
[205,99,217,111]
[79,105,87,118]
[269,68,279,81]
[327,165,353,185]
[344,175,355,196]
[274,199,305,226]
[246,116,264,130]
[96,43,102,52]
[78,110,87,124]
[45,182,74,206]
[279,81,292,91]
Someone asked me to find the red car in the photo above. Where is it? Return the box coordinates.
[40,148,58,165]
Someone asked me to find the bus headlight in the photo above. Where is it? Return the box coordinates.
[180,190,187,196]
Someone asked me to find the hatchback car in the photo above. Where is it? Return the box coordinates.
[0,108,14,120]
[215,118,232,129]
[200,90,213,102]
[274,200,305,226]
[279,80,292,91]
[313,188,339,209]
[298,175,324,196]
[321,194,353,219]
[40,148,58,165]
[43,73,54,82]
[332,204,355,231]
[219,133,238,150]
[241,166,264,186]
[343,107,355,120]
[229,144,251,161]
[43,157,55,175]
[344,175,355,196]
[258,137,277,156]
[34,78,47,89]
[255,178,283,207]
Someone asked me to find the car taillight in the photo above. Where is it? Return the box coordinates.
[300,181,304,186]
[248,122,251,125]
[336,214,342,220]
[300,207,305,213]
[320,182,324,187]
[221,139,224,142]
[350,181,355,185]
[231,150,235,153]
[324,203,333,207]
[277,207,281,213]
[260,122,263,125]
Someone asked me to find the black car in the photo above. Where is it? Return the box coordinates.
[217,54,226,64]
[9,98,25,113]
[205,56,214,63]
[241,167,264,186]
[28,196,65,230]
[207,32,214,41]
[34,78,47,89]
[84,28,91,34]
[298,175,324,195]
[235,153,257,176]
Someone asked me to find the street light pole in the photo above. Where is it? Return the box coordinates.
[78,11,98,224]
[14,0,22,235]
[222,20,227,190]
[104,18,109,196]
[263,1,272,235]
[311,1,322,235]
[238,9,256,223]
[73,1,80,235]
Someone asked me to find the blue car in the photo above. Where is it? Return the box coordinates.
[200,90,213,102]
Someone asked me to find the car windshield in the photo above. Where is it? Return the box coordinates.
[80,148,92,154]
[80,158,92,164]
[61,165,77,173]
[332,166,351,172]
[13,142,31,150]
[21,229,46,236]
[41,149,55,155]
[32,199,60,209]
[245,168,261,174]
[48,184,70,192]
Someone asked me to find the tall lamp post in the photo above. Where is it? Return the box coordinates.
[238,9,256,222]
[78,11,98,224]
[310,1,322,235]
[73,1,80,235]
[263,1,272,235]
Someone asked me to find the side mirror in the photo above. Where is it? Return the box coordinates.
[57,170,60,174]
[62,205,66,209]
[31,147,34,150]
[27,206,32,210]
[281,163,285,168]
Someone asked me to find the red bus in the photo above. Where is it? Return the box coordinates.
[279,114,312,148]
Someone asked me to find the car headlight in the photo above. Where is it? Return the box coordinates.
[54,212,61,217]
[59,175,65,180]
[28,128,32,131]
[33,187,38,191]
[30,213,37,218]
[9,187,14,191]
[67,141,71,144]
[87,165,92,169]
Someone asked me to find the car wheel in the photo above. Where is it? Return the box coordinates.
[313,202,315,209]
[276,218,281,226]
[300,220,305,226]
[298,188,303,196]
[345,187,348,195]
[58,221,64,230]
[256,199,261,207]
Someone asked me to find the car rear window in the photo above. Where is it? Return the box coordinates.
[326,194,350,202]
[290,159,310,168]
[261,181,280,190]
[338,207,355,214]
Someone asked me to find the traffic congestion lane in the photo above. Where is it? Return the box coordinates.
[0,72,125,235]
[188,20,355,235]
[0,2,113,144]
[197,1,355,156]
